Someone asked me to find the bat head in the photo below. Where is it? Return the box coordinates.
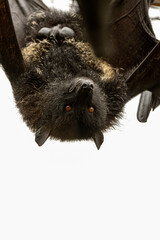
[35,77,108,149]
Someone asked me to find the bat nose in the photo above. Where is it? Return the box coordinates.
[77,80,94,101]
[82,82,94,91]
[69,78,94,95]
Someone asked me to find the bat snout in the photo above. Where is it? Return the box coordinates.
[82,82,94,91]
[77,80,94,102]
[78,80,94,98]
[69,78,94,94]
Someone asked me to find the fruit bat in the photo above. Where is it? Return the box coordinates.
[0,0,159,149]
[0,0,128,149]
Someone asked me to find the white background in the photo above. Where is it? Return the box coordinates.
[0,2,160,240]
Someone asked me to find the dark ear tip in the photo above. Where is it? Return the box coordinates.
[35,136,43,147]
[96,141,103,150]
[35,126,51,147]
[96,144,102,150]
[92,131,104,150]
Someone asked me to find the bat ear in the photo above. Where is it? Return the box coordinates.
[35,126,51,146]
[92,131,104,150]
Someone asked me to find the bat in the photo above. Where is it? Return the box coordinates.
[0,0,127,149]
[0,0,159,149]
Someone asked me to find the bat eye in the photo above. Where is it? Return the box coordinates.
[65,105,72,111]
[88,107,94,113]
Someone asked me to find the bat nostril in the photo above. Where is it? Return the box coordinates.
[82,83,94,90]
[82,83,87,88]
[49,34,54,39]
[89,83,93,89]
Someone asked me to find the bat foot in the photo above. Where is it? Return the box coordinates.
[37,25,75,41]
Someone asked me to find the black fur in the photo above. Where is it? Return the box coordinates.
[12,9,127,149]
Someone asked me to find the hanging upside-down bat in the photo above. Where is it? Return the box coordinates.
[0,0,159,149]
[0,0,128,149]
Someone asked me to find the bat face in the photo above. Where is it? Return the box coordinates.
[35,77,108,148]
